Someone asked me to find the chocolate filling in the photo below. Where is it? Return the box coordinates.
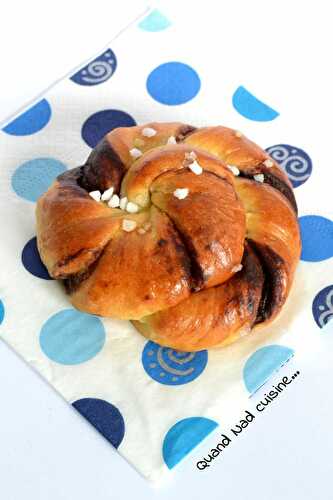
[175,124,197,142]
[63,248,104,294]
[79,138,126,193]
[248,239,287,324]
[57,139,126,195]
[239,169,298,214]
[241,244,265,317]
[168,219,204,291]
[259,170,297,213]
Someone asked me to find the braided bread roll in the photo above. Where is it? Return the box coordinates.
[36,123,301,351]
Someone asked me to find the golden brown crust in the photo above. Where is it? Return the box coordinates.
[70,207,192,319]
[36,122,301,351]
[105,122,196,170]
[36,179,121,277]
[151,168,245,288]
[133,244,264,351]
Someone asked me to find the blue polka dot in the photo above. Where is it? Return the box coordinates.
[22,237,52,280]
[312,285,333,329]
[81,109,136,148]
[265,144,312,188]
[72,398,125,449]
[2,99,51,136]
[243,345,294,394]
[12,157,67,202]
[299,215,333,262]
[146,62,201,105]
[40,309,105,365]
[71,49,117,86]
[138,9,171,31]
[232,86,279,121]
[162,417,218,469]
[142,341,208,385]
[0,299,4,325]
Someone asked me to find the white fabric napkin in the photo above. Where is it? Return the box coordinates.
[0,7,332,482]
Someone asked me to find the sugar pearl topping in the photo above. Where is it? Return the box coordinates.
[108,194,120,208]
[232,264,243,273]
[126,201,139,213]
[119,197,128,210]
[185,150,197,161]
[227,165,240,176]
[254,174,265,183]
[167,135,177,145]
[264,159,274,168]
[142,127,157,137]
[188,159,203,175]
[129,147,143,159]
[173,188,189,200]
[235,130,242,137]
[89,190,101,202]
[101,187,114,201]
[122,219,137,232]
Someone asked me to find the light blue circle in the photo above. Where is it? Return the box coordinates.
[146,62,201,105]
[232,86,279,121]
[0,299,4,325]
[138,9,171,31]
[142,341,208,385]
[40,309,106,365]
[12,157,67,202]
[162,417,218,469]
[243,345,294,394]
[299,215,333,262]
[2,99,52,136]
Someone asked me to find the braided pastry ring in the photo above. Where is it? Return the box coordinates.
[36,123,301,351]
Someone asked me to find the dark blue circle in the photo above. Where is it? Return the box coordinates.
[21,237,52,280]
[0,299,4,325]
[299,215,333,262]
[312,285,333,329]
[146,62,201,105]
[2,99,51,136]
[81,109,136,148]
[72,398,125,449]
[142,340,208,385]
[265,144,312,188]
[70,48,117,86]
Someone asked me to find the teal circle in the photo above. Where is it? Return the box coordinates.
[138,9,171,31]
[162,417,218,469]
[40,309,105,365]
[12,157,67,202]
[0,299,4,324]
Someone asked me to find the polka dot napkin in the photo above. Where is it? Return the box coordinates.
[0,8,332,482]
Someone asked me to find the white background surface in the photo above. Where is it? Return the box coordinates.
[1,1,333,498]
